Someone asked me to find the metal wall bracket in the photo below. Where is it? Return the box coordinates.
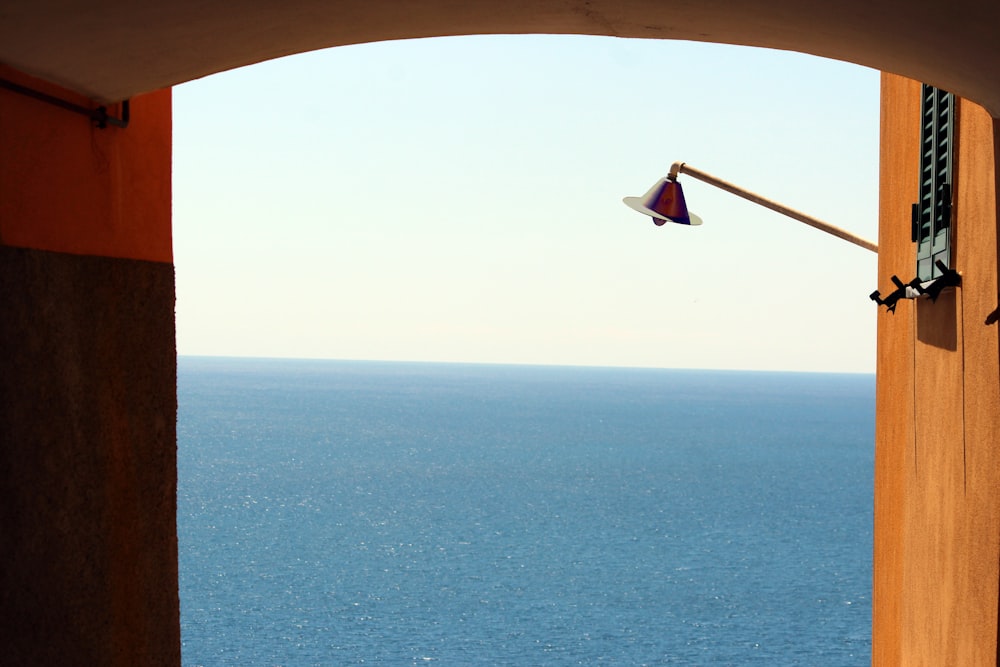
[0,77,129,129]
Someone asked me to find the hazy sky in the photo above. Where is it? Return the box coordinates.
[173,35,880,373]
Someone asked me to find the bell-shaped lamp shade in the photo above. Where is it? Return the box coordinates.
[623,177,703,226]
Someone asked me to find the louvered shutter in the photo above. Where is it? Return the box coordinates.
[911,85,955,281]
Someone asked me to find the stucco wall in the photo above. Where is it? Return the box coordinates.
[0,64,172,262]
[874,73,1000,665]
[0,67,178,665]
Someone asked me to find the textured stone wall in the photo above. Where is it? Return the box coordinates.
[0,247,178,666]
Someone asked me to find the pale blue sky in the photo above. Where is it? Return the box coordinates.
[173,35,880,373]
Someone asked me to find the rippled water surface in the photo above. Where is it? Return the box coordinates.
[178,358,873,665]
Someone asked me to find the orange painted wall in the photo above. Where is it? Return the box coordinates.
[0,64,172,263]
[873,73,1000,665]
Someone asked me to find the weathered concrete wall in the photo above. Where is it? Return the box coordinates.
[0,66,178,665]
[873,73,1000,665]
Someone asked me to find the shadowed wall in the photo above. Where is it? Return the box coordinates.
[0,67,177,665]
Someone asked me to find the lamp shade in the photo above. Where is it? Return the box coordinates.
[623,177,703,226]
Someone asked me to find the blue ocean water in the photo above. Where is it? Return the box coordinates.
[177,358,874,666]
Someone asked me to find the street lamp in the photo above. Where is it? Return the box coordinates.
[623,161,878,254]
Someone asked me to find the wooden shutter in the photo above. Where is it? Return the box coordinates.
[912,85,955,282]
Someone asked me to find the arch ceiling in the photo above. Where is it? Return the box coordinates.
[2,0,1000,115]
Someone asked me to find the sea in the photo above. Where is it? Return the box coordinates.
[177,357,874,666]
